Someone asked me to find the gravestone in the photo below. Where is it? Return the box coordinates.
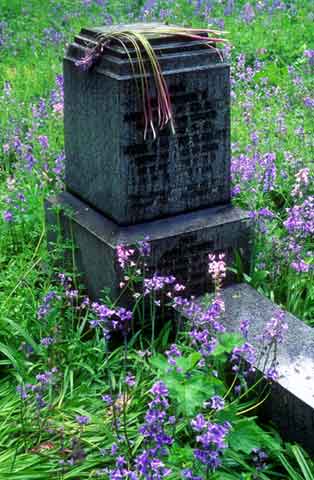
[45,22,314,454]
[64,24,231,225]
[46,23,252,299]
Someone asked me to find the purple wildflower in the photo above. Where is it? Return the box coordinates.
[266,366,279,382]
[144,274,176,295]
[231,342,257,374]
[38,135,49,150]
[40,336,55,347]
[165,344,181,367]
[291,260,311,273]
[125,373,136,387]
[36,368,57,385]
[207,395,225,411]
[90,303,132,336]
[150,381,168,399]
[102,394,113,405]
[182,469,202,479]
[304,49,314,66]
[137,236,151,257]
[262,310,288,345]
[191,416,231,472]
[16,385,28,400]
[252,448,268,470]
[304,97,314,108]
[135,380,173,478]
[37,291,59,320]
[242,3,256,23]
[116,244,135,269]
[75,415,90,425]
[3,211,13,222]
[240,319,250,339]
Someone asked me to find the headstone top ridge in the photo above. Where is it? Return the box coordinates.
[66,22,224,78]
[81,22,209,44]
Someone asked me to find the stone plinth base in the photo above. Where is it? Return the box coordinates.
[219,283,314,454]
[45,192,252,300]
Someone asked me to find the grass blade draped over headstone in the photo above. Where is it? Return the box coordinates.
[75,24,228,139]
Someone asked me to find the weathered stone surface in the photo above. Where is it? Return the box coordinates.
[64,24,230,225]
[219,283,314,453]
[45,192,252,300]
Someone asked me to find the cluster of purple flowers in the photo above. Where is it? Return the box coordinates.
[90,302,132,338]
[42,27,64,46]
[104,381,173,479]
[171,254,227,358]
[232,52,264,87]
[231,150,277,198]
[58,273,91,310]
[292,168,310,199]
[32,97,49,120]
[17,367,58,410]
[304,49,314,66]
[241,3,256,23]
[37,290,60,320]
[284,197,314,238]
[173,295,223,358]
[75,415,90,426]
[205,395,225,411]
[2,188,26,223]
[251,448,268,471]
[191,414,231,472]
[50,74,64,116]
[260,310,288,381]
[165,343,182,369]
[283,197,314,272]
[116,244,136,270]
[136,381,173,478]
[260,152,277,192]
[144,274,177,296]
[0,21,8,48]
[231,342,257,377]
[262,310,288,345]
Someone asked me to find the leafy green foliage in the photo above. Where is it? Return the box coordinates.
[229,418,282,455]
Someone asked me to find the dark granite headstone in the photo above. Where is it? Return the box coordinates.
[64,24,230,225]
[45,22,250,300]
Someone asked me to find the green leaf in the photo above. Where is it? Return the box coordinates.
[168,374,223,417]
[212,332,244,357]
[292,445,314,480]
[212,473,245,480]
[0,342,24,373]
[175,352,202,373]
[150,353,169,374]
[168,443,194,466]
[229,419,282,455]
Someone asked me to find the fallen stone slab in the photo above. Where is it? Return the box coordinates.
[220,283,314,453]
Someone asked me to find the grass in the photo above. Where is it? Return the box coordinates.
[1,0,314,478]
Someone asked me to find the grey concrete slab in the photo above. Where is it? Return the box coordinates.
[220,283,314,453]
[45,192,252,300]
